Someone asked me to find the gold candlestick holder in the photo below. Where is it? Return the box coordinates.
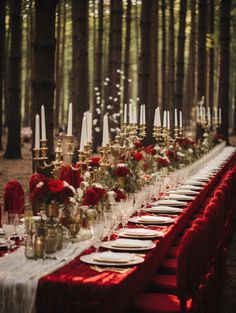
[139,124,146,139]
[65,135,74,163]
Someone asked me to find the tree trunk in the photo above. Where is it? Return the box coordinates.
[93,0,104,151]
[184,0,196,127]
[107,0,123,138]
[3,5,10,128]
[32,0,58,160]
[150,0,158,107]
[174,0,187,111]
[0,0,6,151]
[4,0,22,159]
[72,0,89,139]
[54,0,61,129]
[167,0,175,113]
[218,0,231,142]
[59,0,66,126]
[123,0,131,106]
[139,0,153,144]
[197,0,207,102]
[207,0,215,111]
[161,0,166,110]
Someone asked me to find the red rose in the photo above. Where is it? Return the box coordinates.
[93,187,107,201]
[82,188,100,206]
[166,150,174,159]
[134,140,142,148]
[47,180,64,193]
[145,145,156,155]
[114,166,129,177]
[157,157,170,167]
[90,156,101,167]
[143,162,149,171]
[113,188,127,202]
[60,186,74,204]
[134,151,143,161]
[29,173,49,192]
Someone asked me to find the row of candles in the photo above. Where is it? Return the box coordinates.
[34,102,222,154]
[196,97,222,126]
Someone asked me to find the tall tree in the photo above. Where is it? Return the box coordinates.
[184,0,196,126]
[72,0,89,139]
[4,0,22,159]
[107,0,122,137]
[167,0,175,112]
[139,0,153,144]
[32,0,58,160]
[150,0,158,107]
[161,0,166,110]
[218,0,231,141]
[93,0,104,151]
[174,0,187,111]
[0,0,6,150]
[207,0,215,111]
[123,0,131,106]
[197,0,207,102]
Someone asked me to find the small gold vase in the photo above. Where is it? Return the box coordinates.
[46,203,59,218]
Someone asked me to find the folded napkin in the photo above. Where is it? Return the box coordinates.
[123,228,157,236]
[93,251,134,263]
[111,238,152,248]
[139,215,172,223]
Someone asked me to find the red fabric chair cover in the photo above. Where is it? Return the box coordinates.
[4,180,25,215]
[59,164,82,189]
[29,173,49,192]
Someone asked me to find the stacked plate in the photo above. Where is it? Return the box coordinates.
[118,228,164,239]
[151,199,187,207]
[168,189,199,196]
[164,194,195,201]
[80,251,144,266]
[100,238,156,251]
[148,206,183,214]
[177,184,203,191]
[130,215,174,225]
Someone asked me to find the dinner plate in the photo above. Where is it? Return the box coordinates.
[164,194,195,201]
[152,199,187,207]
[178,185,203,191]
[129,215,174,225]
[118,228,164,239]
[148,206,183,214]
[169,189,198,196]
[100,239,155,251]
[0,238,14,247]
[0,228,6,236]
[185,180,207,186]
[80,251,144,266]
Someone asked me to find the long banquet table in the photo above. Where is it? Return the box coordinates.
[0,143,236,313]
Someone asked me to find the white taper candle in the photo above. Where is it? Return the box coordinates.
[174,108,178,126]
[179,110,183,128]
[67,103,73,136]
[163,110,167,128]
[35,114,40,149]
[124,103,127,124]
[41,105,46,140]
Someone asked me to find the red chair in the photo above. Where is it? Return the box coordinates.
[4,180,25,216]
[132,227,203,313]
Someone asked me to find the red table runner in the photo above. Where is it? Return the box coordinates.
[36,155,235,313]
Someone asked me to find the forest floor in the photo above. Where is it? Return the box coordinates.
[0,135,236,312]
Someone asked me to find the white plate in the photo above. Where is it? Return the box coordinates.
[164,194,195,201]
[0,238,14,247]
[130,215,174,225]
[185,180,207,186]
[148,206,183,214]
[118,228,164,238]
[80,252,144,266]
[152,200,187,207]
[100,239,155,251]
[178,185,203,191]
[169,190,198,196]
[0,228,6,236]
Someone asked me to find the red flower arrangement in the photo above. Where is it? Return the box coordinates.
[134,140,142,148]
[29,173,49,192]
[157,156,170,168]
[113,188,127,202]
[114,164,130,177]
[30,178,75,208]
[82,188,100,206]
[177,137,195,149]
[133,151,143,161]
[144,145,156,155]
[89,156,101,167]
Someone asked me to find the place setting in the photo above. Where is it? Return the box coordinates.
[100,238,156,251]
[147,205,183,214]
[117,227,165,239]
[151,199,188,207]
[129,214,175,225]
